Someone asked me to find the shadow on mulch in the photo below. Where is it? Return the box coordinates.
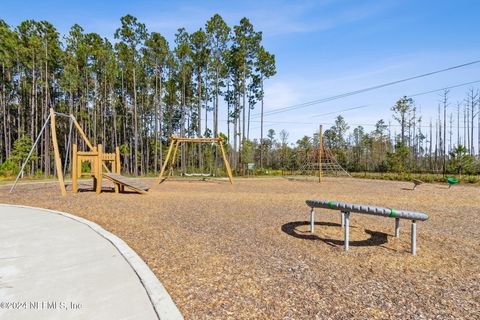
[281,221,388,248]
[74,187,139,194]
[159,178,231,185]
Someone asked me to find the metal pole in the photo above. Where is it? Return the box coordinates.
[344,212,350,251]
[10,114,51,193]
[411,220,417,256]
[310,208,315,233]
[341,211,345,228]
[395,218,400,237]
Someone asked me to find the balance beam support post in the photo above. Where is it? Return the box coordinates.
[344,212,350,251]
[341,211,346,228]
[411,220,417,256]
[310,208,315,233]
[395,218,400,237]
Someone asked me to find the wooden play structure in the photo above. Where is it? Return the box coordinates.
[72,143,148,194]
[158,136,234,184]
[10,108,148,196]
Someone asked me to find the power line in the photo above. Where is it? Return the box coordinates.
[407,79,480,97]
[250,121,474,131]
[246,78,480,129]
[311,105,369,118]
[252,60,480,119]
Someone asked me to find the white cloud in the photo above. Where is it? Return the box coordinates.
[263,80,302,111]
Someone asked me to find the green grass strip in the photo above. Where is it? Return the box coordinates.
[389,208,398,218]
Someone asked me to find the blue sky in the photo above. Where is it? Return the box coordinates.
[3,0,480,144]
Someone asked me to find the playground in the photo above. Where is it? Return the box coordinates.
[1,177,478,319]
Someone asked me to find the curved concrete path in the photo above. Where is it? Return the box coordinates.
[0,204,183,320]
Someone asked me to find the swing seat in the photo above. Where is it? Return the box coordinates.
[183,173,212,177]
[447,177,459,188]
[412,179,423,190]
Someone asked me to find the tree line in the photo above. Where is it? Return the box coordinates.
[255,91,480,176]
[0,14,276,177]
[1,14,479,178]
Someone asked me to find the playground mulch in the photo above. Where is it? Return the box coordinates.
[1,177,479,319]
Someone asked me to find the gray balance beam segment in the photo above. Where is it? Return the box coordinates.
[305,200,429,221]
[306,200,428,255]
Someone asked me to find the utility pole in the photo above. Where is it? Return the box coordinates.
[319,124,323,183]
[443,91,447,177]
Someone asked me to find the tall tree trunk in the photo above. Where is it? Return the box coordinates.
[429,120,432,170]
[111,82,118,146]
[242,69,246,150]
[463,106,467,150]
[31,55,36,173]
[457,103,460,147]
[154,72,158,173]
[181,75,186,172]
[260,79,264,169]
[227,81,230,143]
[214,67,219,137]
[159,69,163,173]
[133,67,138,175]
[197,71,202,169]
[443,95,447,174]
[1,63,8,160]
[471,95,476,155]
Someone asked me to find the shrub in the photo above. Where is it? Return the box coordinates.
[0,160,19,177]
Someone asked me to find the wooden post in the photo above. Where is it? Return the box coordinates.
[96,144,103,194]
[77,155,82,190]
[219,140,234,184]
[319,124,323,183]
[71,115,94,150]
[50,109,67,196]
[167,141,180,178]
[115,146,121,173]
[72,144,78,193]
[158,138,175,183]
[72,114,109,173]
[92,146,97,192]
[113,146,120,193]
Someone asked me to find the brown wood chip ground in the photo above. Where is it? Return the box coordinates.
[1,177,479,319]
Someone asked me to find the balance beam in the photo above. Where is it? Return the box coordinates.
[305,200,429,255]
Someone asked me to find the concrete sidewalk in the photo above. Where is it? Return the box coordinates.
[0,204,183,320]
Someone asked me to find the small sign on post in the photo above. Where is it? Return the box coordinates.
[247,163,255,177]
